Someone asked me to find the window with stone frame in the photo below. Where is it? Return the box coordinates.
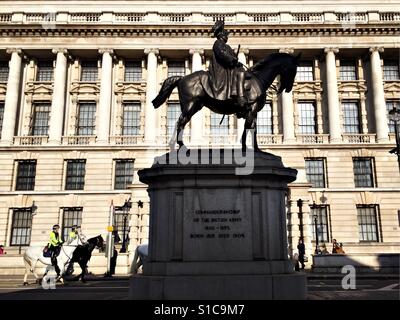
[62,208,83,241]
[339,61,357,81]
[210,112,229,136]
[342,101,361,134]
[0,61,9,82]
[167,60,185,77]
[357,205,380,242]
[124,61,142,82]
[30,102,51,136]
[383,60,400,81]
[257,102,273,134]
[122,102,141,135]
[386,100,400,134]
[0,102,4,138]
[80,60,98,82]
[114,159,134,190]
[305,158,327,188]
[36,60,54,82]
[76,102,96,135]
[298,101,316,134]
[166,101,181,137]
[65,159,86,190]
[353,157,375,188]
[10,208,32,246]
[15,160,37,191]
[295,62,313,81]
[310,205,330,243]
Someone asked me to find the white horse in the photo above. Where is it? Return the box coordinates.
[131,243,148,274]
[23,235,83,285]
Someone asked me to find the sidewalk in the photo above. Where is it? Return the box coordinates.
[303,270,400,280]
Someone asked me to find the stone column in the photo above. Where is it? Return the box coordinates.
[189,49,204,145]
[48,49,68,145]
[279,48,295,143]
[369,47,389,142]
[97,49,114,144]
[0,49,23,145]
[144,49,159,144]
[325,48,342,143]
[237,48,249,143]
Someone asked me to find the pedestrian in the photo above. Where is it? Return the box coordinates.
[336,243,346,254]
[293,252,300,271]
[320,243,329,254]
[297,238,306,269]
[332,239,338,254]
[0,245,6,255]
[110,245,118,275]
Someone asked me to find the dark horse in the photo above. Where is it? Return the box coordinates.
[152,52,300,151]
[65,235,104,283]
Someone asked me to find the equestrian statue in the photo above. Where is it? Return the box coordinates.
[152,20,300,152]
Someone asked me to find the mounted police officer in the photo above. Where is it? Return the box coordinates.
[48,224,63,277]
[69,225,78,242]
[208,20,248,111]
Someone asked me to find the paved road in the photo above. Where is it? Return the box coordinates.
[0,275,398,300]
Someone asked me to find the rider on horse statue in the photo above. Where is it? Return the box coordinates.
[209,20,249,116]
[48,224,63,277]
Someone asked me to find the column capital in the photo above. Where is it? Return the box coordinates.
[52,48,68,55]
[98,48,114,55]
[324,47,339,54]
[369,46,384,54]
[279,48,294,54]
[144,48,159,56]
[189,48,204,56]
[6,48,23,55]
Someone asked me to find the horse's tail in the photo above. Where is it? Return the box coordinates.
[152,76,182,109]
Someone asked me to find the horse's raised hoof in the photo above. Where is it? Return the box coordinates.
[23,282,28,286]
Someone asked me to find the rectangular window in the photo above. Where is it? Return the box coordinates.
[339,61,357,81]
[65,160,86,190]
[16,160,36,191]
[257,102,273,134]
[0,62,9,82]
[122,102,141,135]
[343,101,360,134]
[386,100,400,134]
[305,158,326,188]
[10,208,32,246]
[62,208,83,241]
[0,102,4,138]
[357,205,379,242]
[310,206,330,243]
[295,63,313,81]
[168,61,185,77]
[80,61,98,82]
[383,60,400,81]
[30,102,51,136]
[353,158,374,188]
[113,207,130,246]
[36,61,54,82]
[298,102,316,134]
[125,61,142,82]
[114,159,134,189]
[166,102,181,137]
[76,102,96,135]
[211,113,229,136]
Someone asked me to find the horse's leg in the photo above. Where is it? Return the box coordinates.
[79,261,87,283]
[23,256,31,285]
[176,100,202,149]
[241,103,260,152]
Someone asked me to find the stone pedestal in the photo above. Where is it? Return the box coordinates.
[129,149,306,299]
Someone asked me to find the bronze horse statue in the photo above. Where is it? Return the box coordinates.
[152,52,300,152]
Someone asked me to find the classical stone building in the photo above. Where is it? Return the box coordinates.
[0,0,399,271]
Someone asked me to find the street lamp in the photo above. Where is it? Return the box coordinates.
[312,201,319,255]
[389,106,400,173]
[297,199,304,240]
[120,198,132,253]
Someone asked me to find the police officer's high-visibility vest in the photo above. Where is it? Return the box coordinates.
[49,231,62,248]
[69,231,78,240]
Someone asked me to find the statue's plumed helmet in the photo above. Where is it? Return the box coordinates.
[211,20,225,38]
